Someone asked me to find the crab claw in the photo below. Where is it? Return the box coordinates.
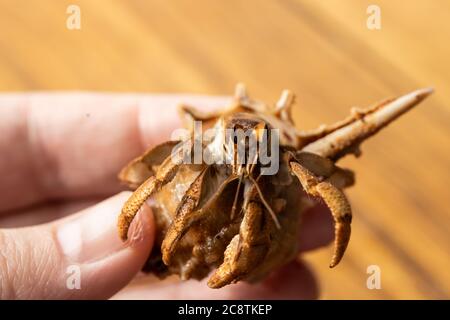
[302,88,434,160]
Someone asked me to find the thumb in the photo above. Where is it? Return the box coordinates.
[0,192,154,299]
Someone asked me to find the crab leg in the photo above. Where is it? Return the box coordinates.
[301,88,433,160]
[162,172,238,265]
[118,155,182,241]
[208,199,271,288]
[294,151,355,189]
[290,161,352,268]
[161,167,209,264]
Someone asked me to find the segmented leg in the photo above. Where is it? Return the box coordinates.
[294,151,355,189]
[290,161,352,268]
[207,199,271,288]
[118,155,181,241]
[162,172,238,265]
[161,167,209,264]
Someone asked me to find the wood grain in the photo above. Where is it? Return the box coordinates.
[0,0,448,299]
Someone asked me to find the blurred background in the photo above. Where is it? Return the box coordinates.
[0,0,449,299]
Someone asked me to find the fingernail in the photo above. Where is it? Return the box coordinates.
[126,203,153,248]
[55,192,150,263]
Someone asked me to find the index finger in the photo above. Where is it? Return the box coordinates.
[0,93,230,213]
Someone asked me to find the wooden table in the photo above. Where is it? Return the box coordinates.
[0,0,448,299]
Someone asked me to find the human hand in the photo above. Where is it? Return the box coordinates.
[0,93,334,299]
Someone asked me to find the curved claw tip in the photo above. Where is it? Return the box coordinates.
[118,214,131,242]
[118,226,129,242]
[329,261,339,269]
[329,253,343,268]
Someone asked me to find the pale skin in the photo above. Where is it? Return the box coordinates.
[0,93,334,299]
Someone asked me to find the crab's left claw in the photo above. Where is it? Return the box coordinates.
[289,161,352,268]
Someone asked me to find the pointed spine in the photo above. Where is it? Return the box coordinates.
[302,88,433,160]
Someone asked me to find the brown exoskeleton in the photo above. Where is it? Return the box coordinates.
[117,84,432,288]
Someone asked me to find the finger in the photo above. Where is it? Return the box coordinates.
[0,94,230,213]
[112,259,317,300]
[0,192,154,299]
[0,191,333,251]
[298,201,334,252]
[0,198,100,228]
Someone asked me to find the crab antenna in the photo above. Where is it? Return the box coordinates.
[302,88,434,160]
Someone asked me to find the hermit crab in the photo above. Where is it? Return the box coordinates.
[117,84,432,288]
